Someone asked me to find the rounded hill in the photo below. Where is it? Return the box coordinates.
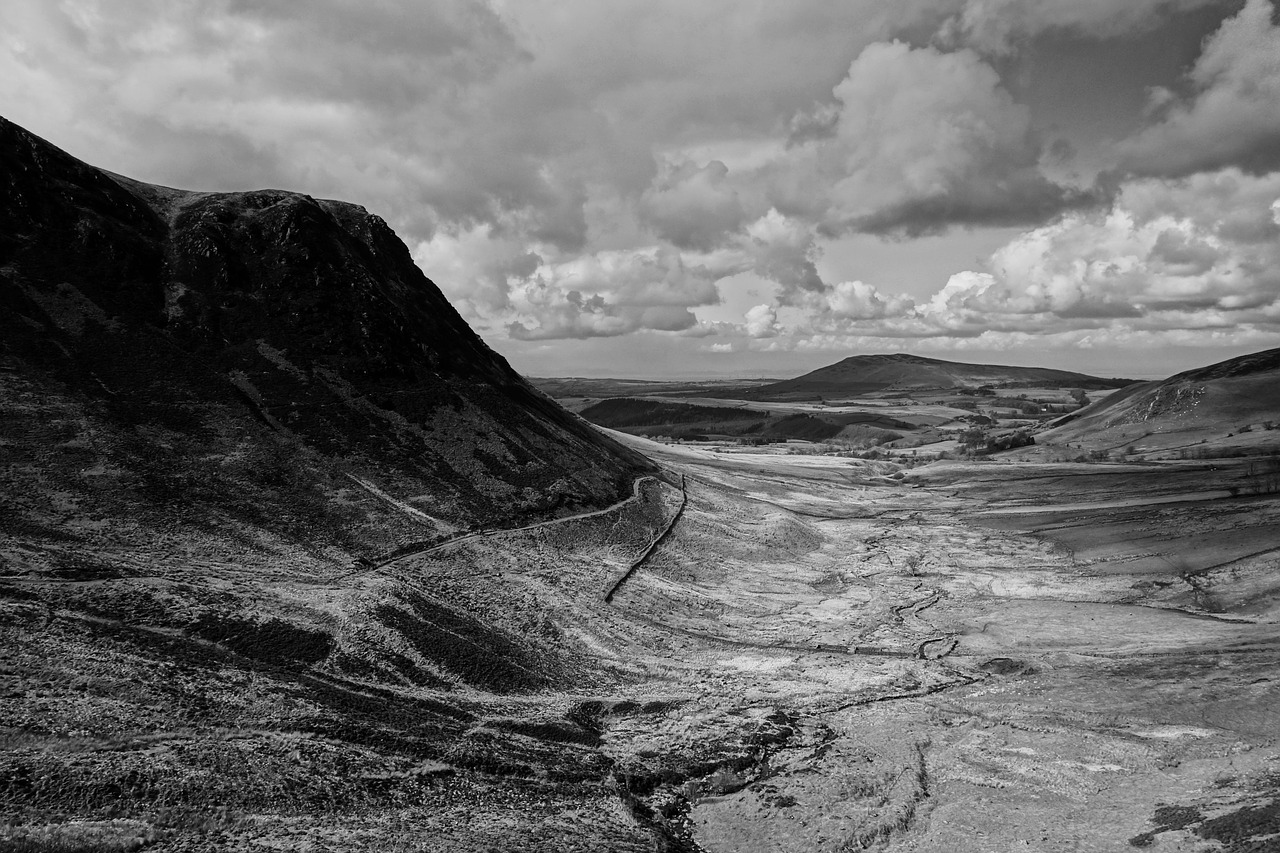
[745,353,1132,401]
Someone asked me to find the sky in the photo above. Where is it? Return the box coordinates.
[3,1,1280,380]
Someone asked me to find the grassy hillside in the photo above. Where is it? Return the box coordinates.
[1035,346,1280,459]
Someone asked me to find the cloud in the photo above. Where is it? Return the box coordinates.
[744,304,782,338]
[824,280,915,320]
[494,0,940,151]
[937,0,1226,55]
[6,0,1273,367]
[0,0,618,249]
[763,41,1086,237]
[414,206,847,342]
[639,160,749,250]
[411,226,539,320]
[2,0,1010,337]
[1119,0,1280,177]
[913,272,1017,330]
[921,168,1280,333]
[739,167,1280,350]
[505,245,719,340]
[779,324,1280,362]
[743,210,825,303]
[507,294,698,341]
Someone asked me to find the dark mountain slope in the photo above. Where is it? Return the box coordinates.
[0,115,652,559]
[746,353,1130,400]
[0,116,681,849]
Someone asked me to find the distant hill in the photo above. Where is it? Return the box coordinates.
[531,375,780,404]
[578,397,916,443]
[1042,346,1280,453]
[743,353,1132,401]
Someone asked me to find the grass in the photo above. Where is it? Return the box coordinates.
[0,822,156,853]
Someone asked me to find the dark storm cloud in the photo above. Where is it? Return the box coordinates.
[758,41,1090,239]
[937,0,1231,55]
[847,176,1101,238]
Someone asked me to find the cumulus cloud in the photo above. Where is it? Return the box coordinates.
[1119,0,1280,177]
[744,304,782,338]
[411,226,539,321]
[764,41,1086,237]
[918,168,1280,334]
[415,205,847,343]
[746,167,1280,351]
[824,280,915,320]
[505,246,719,340]
[507,292,697,341]
[743,210,826,303]
[2,0,1003,343]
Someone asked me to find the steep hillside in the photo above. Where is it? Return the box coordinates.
[747,353,1131,400]
[1040,346,1280,456]
[0,116,678,850]
[0,115,652,559]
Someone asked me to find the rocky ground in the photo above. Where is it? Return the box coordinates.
[4,431,1279,851]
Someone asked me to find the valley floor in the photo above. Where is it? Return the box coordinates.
[4,437,1280,852]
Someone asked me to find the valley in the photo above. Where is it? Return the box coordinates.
[3,114,1279,852]
[6,427,1279,851]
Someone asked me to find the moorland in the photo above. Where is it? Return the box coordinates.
[3,115,1279,852]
